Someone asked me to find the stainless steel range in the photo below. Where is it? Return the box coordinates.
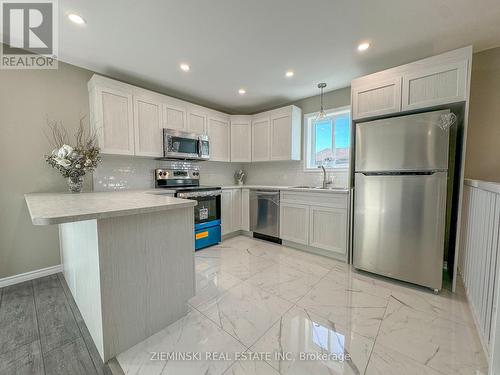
[155,165,221,250]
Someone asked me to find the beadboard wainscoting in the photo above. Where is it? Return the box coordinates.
[459,179,500,373]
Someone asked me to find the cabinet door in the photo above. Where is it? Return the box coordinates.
[208,117,230,162]
[352,76,402,120]
[251,117,270,161]
[270,111,292,160]
[221,190,233,235]
[241,189,250,231]
[280,203,309,245]
[402,60,468,111]
[133,95,163,157]
[187,109,207,134]
[163,101,186,131]
[95,86,135,155]
[309,206,347,255]
[230,117,252,162]
[231,189,242,232]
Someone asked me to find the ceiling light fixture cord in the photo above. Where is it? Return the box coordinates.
[316,82,327,121]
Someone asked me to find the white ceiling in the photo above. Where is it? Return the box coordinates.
[55,0,500,113]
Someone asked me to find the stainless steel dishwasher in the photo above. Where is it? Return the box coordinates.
[250,190,281,243]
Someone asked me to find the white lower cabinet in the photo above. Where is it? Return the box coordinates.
[280,203,309,245]
[241,189,250,231]
[280,191,348,259]
[232,189,242,232]
[221,188,244,235]
[309,206,347,255]
[221,190,233,236]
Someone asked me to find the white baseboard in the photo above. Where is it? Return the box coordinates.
[0,264,63,288]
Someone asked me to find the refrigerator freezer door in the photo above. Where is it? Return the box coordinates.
[355,110,450,172]
[353,172,447,290]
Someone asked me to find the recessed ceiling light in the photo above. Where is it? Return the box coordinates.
[238,88,246,95]
[68,13,86,25]
[357,42,370,52]
[180,63,190,72]
[285,70,295,78]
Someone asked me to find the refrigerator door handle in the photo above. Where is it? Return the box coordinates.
[358,170,445,176]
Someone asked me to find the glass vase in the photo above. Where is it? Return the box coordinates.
[68,176,84,193]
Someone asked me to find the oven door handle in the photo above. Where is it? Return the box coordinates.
[198,137,203,159]
[177,190,222,199]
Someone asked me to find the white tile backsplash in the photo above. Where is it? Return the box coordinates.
[93,156,349,192]
[241,160,349,188]
[93,155,243,191]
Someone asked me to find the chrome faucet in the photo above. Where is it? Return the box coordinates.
[319,165,333,189]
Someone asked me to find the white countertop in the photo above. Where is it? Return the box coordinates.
[465,179,500,195]
[220,185,349,194]
[25,190,196,226]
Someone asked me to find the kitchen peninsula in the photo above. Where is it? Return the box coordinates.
[24,190,196,362]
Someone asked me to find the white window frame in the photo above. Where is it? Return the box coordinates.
[303,105,351,172]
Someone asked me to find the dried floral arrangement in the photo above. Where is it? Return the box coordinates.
[44,117,101,190]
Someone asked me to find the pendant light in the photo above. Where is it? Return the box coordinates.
[316,83,327,121]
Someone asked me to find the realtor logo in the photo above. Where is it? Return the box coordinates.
[1,0,58,69]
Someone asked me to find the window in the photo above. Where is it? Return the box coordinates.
[304,107,351,170]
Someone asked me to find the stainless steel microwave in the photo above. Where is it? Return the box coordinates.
[163,129,210,160]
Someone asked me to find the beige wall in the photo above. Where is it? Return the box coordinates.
[465,47,500,182]
[0,62,93,278]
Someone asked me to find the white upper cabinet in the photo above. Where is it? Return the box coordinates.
[133,91,163,157]
[402,60,468,111]
[351,46,472,120]
[187,105,207,134]
[89,75,304,162]
[269,106,301,161]
[89,77,135,155]
[163,98,187,131]
[352,77,402,120]
[208,115,231,162]
[251,105,301,162]
[251,115,270,161]
[230,115,252,162]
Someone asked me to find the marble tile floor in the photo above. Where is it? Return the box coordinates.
[117,235,488,375]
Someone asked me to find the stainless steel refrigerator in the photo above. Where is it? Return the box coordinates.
[353,110,451,291]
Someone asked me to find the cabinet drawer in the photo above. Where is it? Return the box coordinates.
[280,191,348,209]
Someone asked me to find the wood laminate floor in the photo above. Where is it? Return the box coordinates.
[0,273,119,375]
